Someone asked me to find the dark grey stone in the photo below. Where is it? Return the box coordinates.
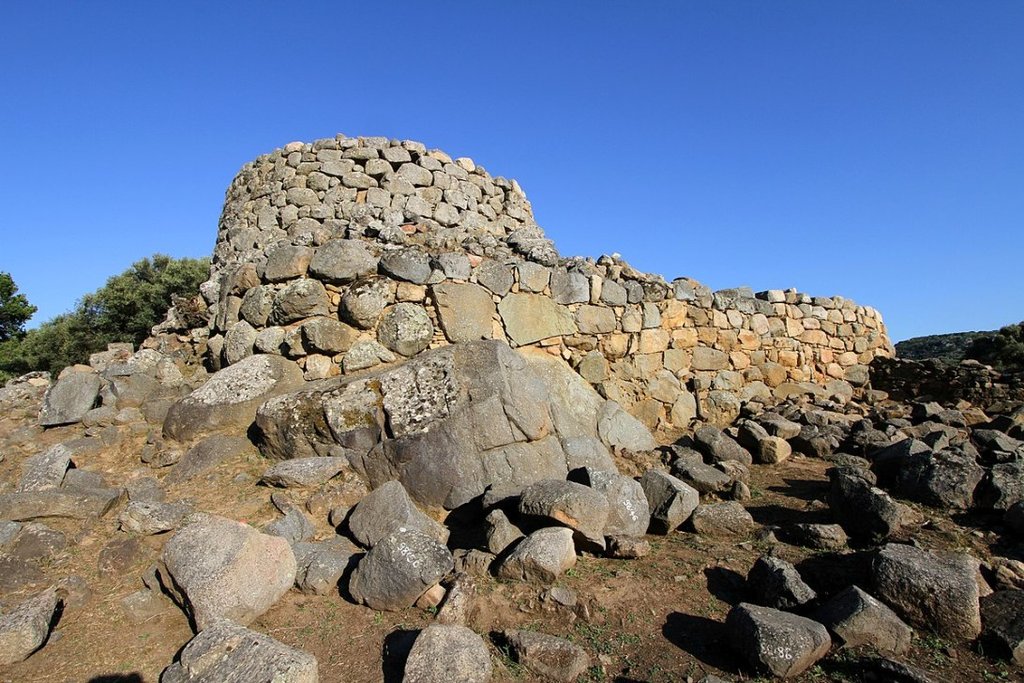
[747,555,817,610]
[816,585,912,654]
[726,603,831,678]
[348,480,449,548]
[640,469,699,534]
[872,542,981,640]
[348,527,453,611]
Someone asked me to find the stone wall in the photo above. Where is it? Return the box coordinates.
[180,134,894,435]
[870,356,1024,410]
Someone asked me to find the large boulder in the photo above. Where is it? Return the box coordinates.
[872,543,981,640]
[348,528,453,611]
[518,479,610,551]
[726,603,831,678]
[347,480,449,548]
[160,619,318,683]
[0,587,63,666]
[402,625,492,683]
[159,514,296,631]
[38,368,101,426]
[815,585,913,654]
[253,341,644,510]
[163,354,304,442]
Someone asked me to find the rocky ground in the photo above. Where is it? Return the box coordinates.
[1,345,1023,683]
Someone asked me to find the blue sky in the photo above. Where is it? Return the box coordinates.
[1,2,1021,342]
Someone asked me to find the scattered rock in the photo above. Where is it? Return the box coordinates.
[39,370,101,426]
[162,354,304,442]
[161,618,318,682]
[518,479,611,551]
[348,480,449,549]
[726,602,831,678]
[872,543,981,640]
[980,590,1024,665]
[504,629,591,682]
[815,585,913,654]
[0,587,63,666]
[0,487,121,521]
[159,513,297,631]
[119,500,191,535]
[571,467,650,538]
[691,502,756,537]
[496,527,576,584]
[694,425,752,465]
[747,555,817,610]
[349,528,453,611]
[783,523,848,551]
[15,444,71,492]
[639,469,700,534]
[402,624,492,683]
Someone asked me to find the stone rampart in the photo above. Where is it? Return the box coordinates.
[182,134,893,434]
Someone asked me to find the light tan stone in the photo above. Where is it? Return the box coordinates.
[737,330,760,351]
[692,347,729,371]
[601,333,630,360]
[498,294,577,345]
[638,329,671,354]
[576,305,618,334]
[672,328,699,348]
[664,348,690,373]
[778,350,800,368]
[729,351,751,370]
[661,300,688,328]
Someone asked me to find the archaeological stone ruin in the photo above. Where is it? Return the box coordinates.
[152,133,894,436]
[3,135,1022,683]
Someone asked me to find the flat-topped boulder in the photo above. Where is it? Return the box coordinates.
[163,354,304,442]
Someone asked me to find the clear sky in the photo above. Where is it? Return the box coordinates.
[1,2,1021,343]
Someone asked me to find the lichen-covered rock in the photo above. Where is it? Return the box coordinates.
[691,501,756,537]
[348,528,453,611]
[163,354,304,442]
[377,303,433,356]
[402,625,492,683]
[260,457,349,488]
[432,282,495,343]
[309,239,378,284]
[160,619,318,683]
[872,542,981,640]
[159,514,296,631]
[39,369,101,426]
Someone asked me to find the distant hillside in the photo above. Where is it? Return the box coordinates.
[895,330,993,364]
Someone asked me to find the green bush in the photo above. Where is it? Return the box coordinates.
[0,254,209,382]
[0,272,36,342]
[965,321,1024,373]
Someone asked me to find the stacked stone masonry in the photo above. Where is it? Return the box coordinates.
[185,134,894,434]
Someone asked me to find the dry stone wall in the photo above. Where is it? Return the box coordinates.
[185,134,893,434]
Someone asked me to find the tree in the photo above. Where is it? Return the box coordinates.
[0,272,36,342]
[965,321,1024,373]
[0,254,209,381]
